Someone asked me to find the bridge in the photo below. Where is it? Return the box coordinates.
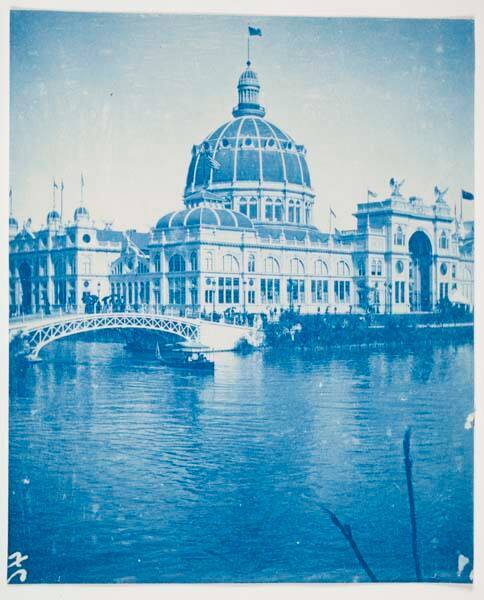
[9,309,263,360]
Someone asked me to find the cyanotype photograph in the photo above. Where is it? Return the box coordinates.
[7,8,474,586]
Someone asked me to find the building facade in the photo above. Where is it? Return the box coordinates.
[9,204,125,315]
[10,60,474,317]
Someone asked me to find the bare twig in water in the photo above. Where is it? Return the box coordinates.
[404,427,422,581]
[319,504,378,582]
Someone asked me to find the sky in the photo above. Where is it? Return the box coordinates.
[9,11,475,232]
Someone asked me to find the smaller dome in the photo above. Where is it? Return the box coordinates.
[47,210,60,222]
[156,206,254,230]
[74,206,90,221]
[238,64,259,84]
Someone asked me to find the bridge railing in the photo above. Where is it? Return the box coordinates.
[9,304,257,329]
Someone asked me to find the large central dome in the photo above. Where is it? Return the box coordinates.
[185,115,312,193]
[180,60,315,228]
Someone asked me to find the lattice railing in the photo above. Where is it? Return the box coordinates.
[20,313,200,358]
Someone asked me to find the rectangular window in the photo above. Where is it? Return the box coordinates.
[439,282,449,300]
[287,279,305,304]
[334,280,350,303]
[248,290,255,304]
[311,279,328,303]
[260,278,280,304]
[218,277,240,304]
[169,277,186,305]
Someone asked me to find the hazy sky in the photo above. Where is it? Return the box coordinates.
[10,11,474,231]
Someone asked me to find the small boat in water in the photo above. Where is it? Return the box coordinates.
[155,341,215,373]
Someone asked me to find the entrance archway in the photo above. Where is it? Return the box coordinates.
[18,262,33,314]
[409,231,432,312]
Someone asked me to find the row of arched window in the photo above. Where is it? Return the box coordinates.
[238,197,311,224]
[166,252,350,278]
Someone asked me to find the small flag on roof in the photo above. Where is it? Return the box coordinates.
[462,190,474,201]
[248,26,262,37]
[207,155,220,170]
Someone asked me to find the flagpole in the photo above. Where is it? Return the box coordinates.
[247,32,250,64]
[52,177,56,212]
[329,206,333,234]
[60,180,64,223]
[367,190,370,231]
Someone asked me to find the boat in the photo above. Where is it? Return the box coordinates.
[155,341,215,373]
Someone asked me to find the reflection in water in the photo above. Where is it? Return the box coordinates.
[9,340,473,583]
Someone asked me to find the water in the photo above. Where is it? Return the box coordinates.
[9,339,473,583]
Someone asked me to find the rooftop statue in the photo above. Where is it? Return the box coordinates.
[434,185,449,203]
[389,178,405,197]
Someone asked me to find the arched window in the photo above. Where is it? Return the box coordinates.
[290,257,305,275]
[223,254,239,273]
[358,260,366,277]
[288,200,295,223]
[153,252,161,272]
[394,225,405,245]
[169,254,186,272]
[376,260,383,276]
[204,251,214,271]
[439,231,448,249]
[305,207,311,224]
[248,254,256,273]
[337,260,350,277]
[462,267,472,300]
[314,259,328,276]
[275,199,283,222]
[295,201,301,224]
[249,197,258,220]
[239,197,247,215]
[264,256,280,275]
[265,198,274,221]
[370,259,376,276]
[190,251,198,271]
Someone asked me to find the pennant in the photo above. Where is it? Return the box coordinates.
[81,173,85,189]
[207,155,221,170]
[53,178,58,190]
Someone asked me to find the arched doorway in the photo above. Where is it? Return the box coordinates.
[18,262,33,314]
[409,231,432,312]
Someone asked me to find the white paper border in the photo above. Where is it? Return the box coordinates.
[0,1,481,599]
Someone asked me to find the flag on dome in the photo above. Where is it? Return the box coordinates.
[207,155,220,170]
[368,190,377,198]
[248,26,262,37]
[462,189,474,201]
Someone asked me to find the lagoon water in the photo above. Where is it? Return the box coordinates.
[9,339,473,583]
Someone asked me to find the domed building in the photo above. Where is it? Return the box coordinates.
[183,60,314,230]
[108,60,474,316]
[9,59,474,318]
